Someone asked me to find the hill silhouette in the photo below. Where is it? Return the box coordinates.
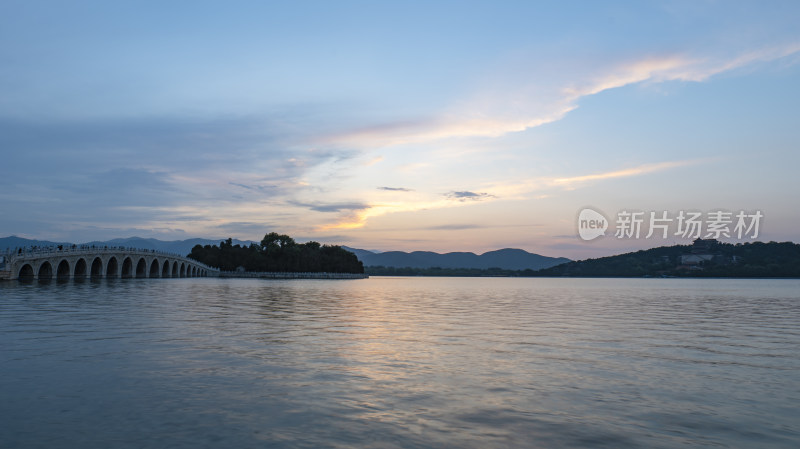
[343,247,570,270]
[534,240,800,278]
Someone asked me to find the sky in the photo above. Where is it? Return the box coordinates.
[2,0,799,259]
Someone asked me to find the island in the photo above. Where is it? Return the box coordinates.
[188,232,365,276]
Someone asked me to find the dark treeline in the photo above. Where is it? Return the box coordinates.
[534,241,800,278]
[188,232,364,273]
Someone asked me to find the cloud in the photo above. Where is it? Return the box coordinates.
[0,115,359,192]
[325,111,573,148]
[446,191,495,201]
[550,160,698,189]
[228,182,279,192]
[485,159,702,197]
[0,116,286,172]
[318,194,494,231]
[289,200,370,213]
[321,159,697,230]
[395,162,431,173]
[425,224,483,231]
[48,168,188,211]
[319,200,452,230]
[320,189,497,230]
[364,156,384,166]
[0,113,370,240]
[378,186,414,192]
[210,221,275,235]
[57,225,192,244]
[319,43,800,149]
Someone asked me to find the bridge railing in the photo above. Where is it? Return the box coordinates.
[1,246,217,271]
[2,245,183,259]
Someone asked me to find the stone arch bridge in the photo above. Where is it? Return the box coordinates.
[0,246,218,281]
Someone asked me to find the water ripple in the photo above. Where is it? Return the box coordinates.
[1,277,799,448]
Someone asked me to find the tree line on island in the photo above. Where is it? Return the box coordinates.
[187,232,364,273]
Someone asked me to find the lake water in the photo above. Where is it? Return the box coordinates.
[1,277,798,448]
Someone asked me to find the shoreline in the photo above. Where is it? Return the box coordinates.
[219,272,368,279]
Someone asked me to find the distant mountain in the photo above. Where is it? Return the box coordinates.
[343,247,570,271]
[80,237,257,256]
[1,236,256,257]
[341,246,383,261]
[0,236,73,251]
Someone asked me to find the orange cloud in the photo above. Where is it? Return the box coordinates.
[319,159,698,230]
[550,160,697,188]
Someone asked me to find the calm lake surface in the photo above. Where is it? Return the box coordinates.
[1,277,798,448]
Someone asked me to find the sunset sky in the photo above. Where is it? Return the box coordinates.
[2,1,799,259]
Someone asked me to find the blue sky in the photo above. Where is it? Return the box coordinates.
[2,1,799,258]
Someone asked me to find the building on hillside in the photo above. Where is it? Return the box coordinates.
[679,238,726,268]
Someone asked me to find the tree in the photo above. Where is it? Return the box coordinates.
[188,232,364,273]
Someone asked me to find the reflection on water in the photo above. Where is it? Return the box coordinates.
[1,277,799,448]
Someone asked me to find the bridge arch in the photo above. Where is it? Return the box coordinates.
[74,258,87,279]
[38,261,53,281]
[5,250,217,282]
[19,264,34,281]
[91,257,103,278]
[56,260,70,281]
[107,257,119,278]
[121,257,133,278]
